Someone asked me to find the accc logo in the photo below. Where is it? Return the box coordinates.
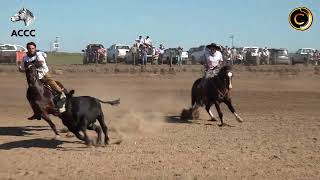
[10,8,36,37]
[11,29,36,37]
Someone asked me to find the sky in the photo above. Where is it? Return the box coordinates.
[0,0,319,52]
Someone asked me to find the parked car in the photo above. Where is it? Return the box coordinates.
[160,48,187,64]
[181,51,189,64]
[243,47,261,65]
[82,44,106,64]
[291,48,317,65]
[188,47,197,60]
[125,47,158,65]
[107,44,130,63]
[0,44,26,64]
[161,48,179,64]
[188,45,206,64]
[268,48,291,65]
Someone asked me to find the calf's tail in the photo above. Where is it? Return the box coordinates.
[97,98,120,106]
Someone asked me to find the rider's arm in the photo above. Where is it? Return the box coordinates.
[17,59,25,73]
[18,65,25,73]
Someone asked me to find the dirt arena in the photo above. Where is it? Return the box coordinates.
[0,64,319,180]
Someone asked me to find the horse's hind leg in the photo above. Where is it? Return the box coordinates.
[214,102,224,126]
[41,113,60,139]
[88,123,102,146]
[224,99,243,123]
[97,113,109,145]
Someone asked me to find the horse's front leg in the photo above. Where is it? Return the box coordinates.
[41,113,60,139]
[214,102,224,126]
[224,98,243,123]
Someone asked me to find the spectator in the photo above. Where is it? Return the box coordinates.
[176,46,183,65]
[139,44,147,66]
[136,35,144,47]
[131,41,139,65]
[144,36,152,48]
[158,44,165,64]
[261,47,270,64]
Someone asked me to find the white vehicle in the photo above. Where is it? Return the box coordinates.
[0,44,27,52]
[180,51,189,64]
[189,45,206,64]
[0,44,27,63]
[107,44,130,63]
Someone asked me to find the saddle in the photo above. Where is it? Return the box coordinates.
[43,83,59,96]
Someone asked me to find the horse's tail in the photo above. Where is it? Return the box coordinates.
[191,78,203,108]
[97,98,120,106]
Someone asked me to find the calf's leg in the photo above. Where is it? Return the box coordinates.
[97,113,109,145]
[88,123,102,145]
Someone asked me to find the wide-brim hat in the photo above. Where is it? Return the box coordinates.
[206,43,218,49]
[206,43,221,51]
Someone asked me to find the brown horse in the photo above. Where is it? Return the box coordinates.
[24,61,67,138]
[191,66,243,126]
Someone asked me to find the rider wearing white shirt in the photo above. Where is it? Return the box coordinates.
[199,43,223,88]
[19,42,66,119]
[21,51,49,79]
[144,36,152,48]
[136,35,144,47]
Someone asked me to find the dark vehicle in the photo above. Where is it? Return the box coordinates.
[269,48,291,65]
[291,48,316,65]
[160,48,179,64]
[82,44,106,64]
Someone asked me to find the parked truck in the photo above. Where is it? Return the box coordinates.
[0,44,27,64]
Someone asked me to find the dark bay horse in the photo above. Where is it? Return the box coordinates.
[24,62,67,138]
[191,66,243,126]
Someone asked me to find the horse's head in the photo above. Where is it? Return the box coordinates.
[217,66,233,89]
[24,62,38,86]
[11,8,34,26]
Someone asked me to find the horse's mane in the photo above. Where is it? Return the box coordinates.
[26,9,34,18]
[207,66,232,85]
[217,66,232,76]
[18,8,34,18]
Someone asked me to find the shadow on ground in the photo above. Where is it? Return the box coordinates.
[0,126,50,136]
[0,138,65,150]
[165,115,192,124]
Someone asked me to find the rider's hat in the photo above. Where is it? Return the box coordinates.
[206,43,220,50]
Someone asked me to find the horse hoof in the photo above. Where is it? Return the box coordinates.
[237,118,244,123]
[234,113,244,123]
[85,140,94,147]
[53,135,61,140]
[59,127,69,133]
[66,132,74,137]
